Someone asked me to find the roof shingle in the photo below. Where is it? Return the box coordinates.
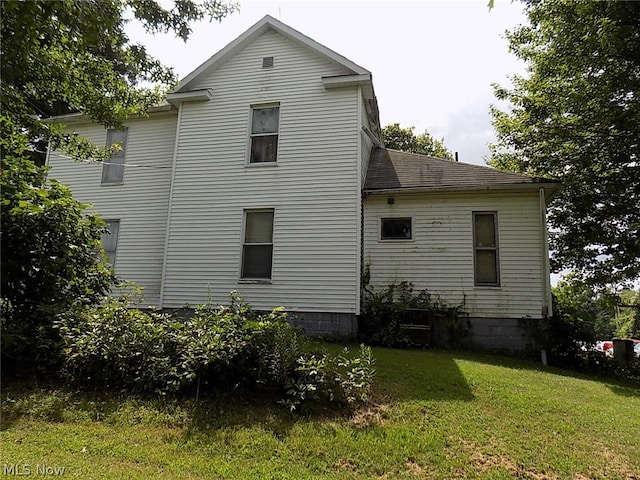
[364,148,556,191]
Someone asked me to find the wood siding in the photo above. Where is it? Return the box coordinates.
[162,30,362,313]
[363,191,547,319]
[46,114,177,306]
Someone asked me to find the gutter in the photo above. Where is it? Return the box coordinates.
[363,182,561,197]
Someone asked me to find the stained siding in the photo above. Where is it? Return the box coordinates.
[163,30,361,312]
[46,114,177,306]
[363,191,547,319]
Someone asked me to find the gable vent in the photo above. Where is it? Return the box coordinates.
[262,56,274,68]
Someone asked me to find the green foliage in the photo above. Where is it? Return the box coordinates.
[1,0,237,162]
[613,289,640,338]
[59,292,376,409]
[359,281,468,348]
[1,136,115,370]
[281,344,375,411]
[382,123,454,160]
[489,0,640,287]
[548,277,640,379]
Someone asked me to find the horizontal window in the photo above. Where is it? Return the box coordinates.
[381,217,412,240]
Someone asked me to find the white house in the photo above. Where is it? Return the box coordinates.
[47,15,559,349]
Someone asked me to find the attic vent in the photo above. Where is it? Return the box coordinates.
[262,56,274,68]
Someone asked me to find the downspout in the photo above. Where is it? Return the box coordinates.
[355,85,363,316]
[539,188,552,317]
[158,105,183,308]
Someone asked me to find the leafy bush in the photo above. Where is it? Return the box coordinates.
[59,291,376,408]
[359,281,468,348]
[1,143,115,372]
[281,344,375,411]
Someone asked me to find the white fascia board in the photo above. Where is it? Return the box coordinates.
[322,74,373,98]
[173,15,370,93]
[166,89,214,106]
[45,103,177,125]
[363,183,560,197]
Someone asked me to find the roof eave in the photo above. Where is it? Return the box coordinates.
[166,88,214,106]
[363,182,562,196]
[44,103,177,125]
[173,15,370,93]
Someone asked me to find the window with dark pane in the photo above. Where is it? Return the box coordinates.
[102,128,127,184]
[102,220,120,266]
[250,106,279,163]
[241,210,274,279]
[473,212,500,286]
[381,217,412,240]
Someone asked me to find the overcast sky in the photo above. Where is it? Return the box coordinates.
[127,0,528,166]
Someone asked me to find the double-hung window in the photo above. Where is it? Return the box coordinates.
[241,209,274,280]
[102,220,120,267]
[473,212,500,286]
[102,128,128,184]
[249,105,279,163]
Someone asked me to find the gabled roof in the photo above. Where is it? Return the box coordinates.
[364,148,560,194]
[172,15,370,94]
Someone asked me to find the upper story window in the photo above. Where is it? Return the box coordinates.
[102,128,128,185]
[381,217,413,240]
[249,105,279,164]
[473,212,500,286]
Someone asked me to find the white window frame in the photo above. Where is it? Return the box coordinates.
[472,211,501,287]
[240,208,275,282]
[101,128,128,185]
[379,216,414,241]
[102,219,120,267]
[247,103,280,165]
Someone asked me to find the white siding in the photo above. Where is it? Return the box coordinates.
[46,114,177,306]
[163,30,361,312]
[363,191,547,319]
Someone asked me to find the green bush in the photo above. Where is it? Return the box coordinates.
[1,143,115,372]
[59,291,376,408]
[359,281,468,348]
[281,344,375,411]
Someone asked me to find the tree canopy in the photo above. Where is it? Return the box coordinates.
[382,123,454,160]
[0,0,236,371]
[489,0,640,288]
[1,0,237,161]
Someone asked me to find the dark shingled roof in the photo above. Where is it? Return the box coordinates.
[364,148,556,191]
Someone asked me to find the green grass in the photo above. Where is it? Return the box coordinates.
[2,348,639,479]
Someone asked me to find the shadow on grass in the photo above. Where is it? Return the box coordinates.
[371,347,474,402]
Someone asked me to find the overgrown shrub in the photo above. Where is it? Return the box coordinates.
[281,344,375,411]
[359,281,468,348]
[1,148,115,373]
[59,291,376,408]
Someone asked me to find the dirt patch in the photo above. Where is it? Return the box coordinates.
[349,394,394,429]
[457,439,557,480]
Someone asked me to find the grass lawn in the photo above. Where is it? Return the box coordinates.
[2,347,639,479]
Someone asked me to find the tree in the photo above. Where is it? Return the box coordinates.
[489,0,640,287]
[1,126,115,369]
[0,0,236,370]
[1,0,237,162]
[382,123,454,160]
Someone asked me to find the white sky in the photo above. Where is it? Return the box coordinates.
[126,0,528,165]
